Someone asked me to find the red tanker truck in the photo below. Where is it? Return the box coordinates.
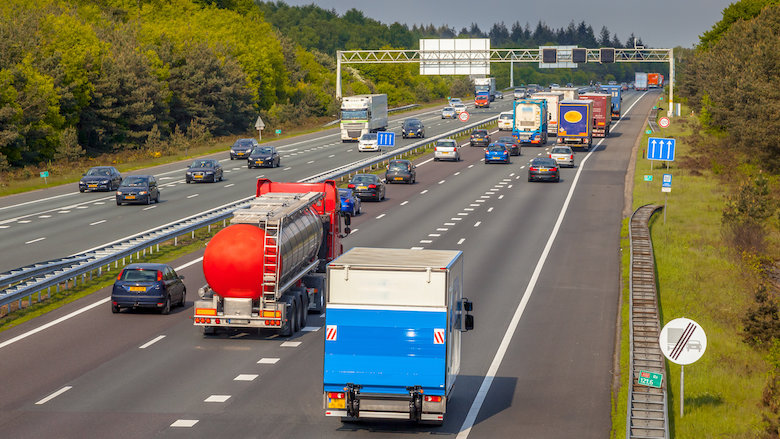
[193,178,350,336]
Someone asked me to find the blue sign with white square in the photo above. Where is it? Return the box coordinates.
[647,137,675,161]
[662,174,672,188]
[377,131,395,147]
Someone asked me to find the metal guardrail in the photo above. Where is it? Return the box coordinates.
[626,204,668,439]
[648,108,659,133]
[0,113,498,314]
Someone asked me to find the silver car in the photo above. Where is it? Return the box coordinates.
[358,132,379,152]
[549,146,574,168]
[441,107,457,119]
[434,138,461,162]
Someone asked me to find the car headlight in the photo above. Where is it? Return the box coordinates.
[116,191,122,195]
[231,149,236,153]
[100,179,109,183]
[205,171,213,174]
[139,191,148,195]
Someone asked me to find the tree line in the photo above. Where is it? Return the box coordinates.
[0,0,648,169]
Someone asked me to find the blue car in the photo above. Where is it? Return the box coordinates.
[338,188,362,216]
[484,143,511,164]
[111,263,186,314]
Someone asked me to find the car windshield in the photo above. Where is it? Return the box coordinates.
[338,189,352,197]
[487,144,506,152]
[252,147,274,154]
[532,158,557,166]
[190,160,213,168]
[403,120,421,128]
[551,148,571,154]
[235,139,255,147]
[360,133,377,141]
[437,140,456,148]
[443,107,454,112]
[388,162,409,170]
[351,175,377,183]
[455,104,465,109]
[120,177,148,187]
[450,98,461,103]
[499,114,512,120]
[120,269,159,282]
[86,168,111,176]
[498,137,516,143]
[472,130,487,136]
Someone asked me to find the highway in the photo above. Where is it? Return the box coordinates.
[0,90,657,438]
[0,100,512,272]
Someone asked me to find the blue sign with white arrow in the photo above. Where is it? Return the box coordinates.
[377,131,395,147]
[647,137,675,161]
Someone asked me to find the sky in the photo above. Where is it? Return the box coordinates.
[276,0,735,48]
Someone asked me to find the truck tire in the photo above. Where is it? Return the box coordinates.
[280,297,295,337]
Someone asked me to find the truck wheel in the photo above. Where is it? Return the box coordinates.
[299,296,308,328]
[292,301,301,333]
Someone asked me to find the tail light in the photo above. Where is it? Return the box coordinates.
[424,395,442,403]
[552,167,558,171]
[548,154,552,158]
[570,155,574,160]
[328,392,345,399]
[157,271,163,281]
[347,184,355,189]
[117,269,124,281]
[530,166,538,171]
[368,184,377,189]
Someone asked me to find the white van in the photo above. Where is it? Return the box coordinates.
[498,111,513,131]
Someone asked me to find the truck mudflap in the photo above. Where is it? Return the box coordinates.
[324,384,445,423]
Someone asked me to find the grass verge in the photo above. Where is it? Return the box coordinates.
[612,96,771,437]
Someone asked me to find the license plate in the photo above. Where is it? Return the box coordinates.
[556,157,565,161]
[88,184,97,188]
[229,319,250,325]
[394,177,403,181]
[358,186,367,190]
[194,175,203,179]
[126,195,136,199]
[539,168,548,171]
[129,286,146,292]
[328,399,346,409]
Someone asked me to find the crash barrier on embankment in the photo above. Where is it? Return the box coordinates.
[0,114,498,314]
[626,204,669,439]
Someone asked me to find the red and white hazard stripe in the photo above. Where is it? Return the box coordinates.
[433,328,445,345]
[326,325,337,341]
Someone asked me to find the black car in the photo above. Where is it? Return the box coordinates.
[186,159,223,183]
[230,138,259,160]
[497,136,521,156]
[248,146,280,168]
[401,118,425,139]
[116,175,160,205]
[385,159,416,184]
[111,263,186,314]
[470,129,490,147]
[79,166,122,192]
[347,174,386,201]
[528,157,560,182]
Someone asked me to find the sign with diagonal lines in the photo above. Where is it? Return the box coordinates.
[659,318,707,365]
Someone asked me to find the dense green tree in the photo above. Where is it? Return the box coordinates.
[698,0,779,49]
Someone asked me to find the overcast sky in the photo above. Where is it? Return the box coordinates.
[276,0,734,48]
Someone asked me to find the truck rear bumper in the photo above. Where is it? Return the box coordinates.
[324,391,445,421]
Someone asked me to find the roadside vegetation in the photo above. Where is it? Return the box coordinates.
[613,2,780,437]
[0,0,648,192]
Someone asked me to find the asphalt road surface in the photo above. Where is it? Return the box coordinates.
[0,90,658,438]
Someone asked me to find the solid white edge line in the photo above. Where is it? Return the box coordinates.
[139,335,166,349]
[35,386,72,405]
[456,91,648,439]
[0,257,204,351]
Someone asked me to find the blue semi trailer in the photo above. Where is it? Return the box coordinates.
[323,248,474,425]
[600,85,622,119]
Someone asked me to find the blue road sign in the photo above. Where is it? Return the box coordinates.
[662,174,672,188]
[647,137,675,161]
[377,131,395,147]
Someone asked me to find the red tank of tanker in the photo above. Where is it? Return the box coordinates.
[202,202,324,300]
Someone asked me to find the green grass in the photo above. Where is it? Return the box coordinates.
[612,96,770,437]
[0,223,224,333]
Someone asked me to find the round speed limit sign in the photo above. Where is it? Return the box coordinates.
[458,111,470,122]
[658,117,670,128]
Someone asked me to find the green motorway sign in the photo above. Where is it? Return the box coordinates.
[637,370,663,388]
[39,171,49,178]
[643,175,653,182]
[645,129,652,134]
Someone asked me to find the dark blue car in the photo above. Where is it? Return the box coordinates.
[79,166,122,192]
[111,263,186,314]
[116,175,160,205]
[338,188,361,216]
[484,143,511,164]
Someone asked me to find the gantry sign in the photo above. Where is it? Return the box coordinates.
[336,45,675,117]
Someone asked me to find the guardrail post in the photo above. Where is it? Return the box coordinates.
[157,243,160,252]
[208,224,211,233]
[191,231,195,239]
[174,236,178,246]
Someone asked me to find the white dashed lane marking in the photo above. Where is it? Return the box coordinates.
[142,206,156,211]
[234,374,258,381]
[139,335,165,349]
[400,201,409,206]
[302,326,320,332]
[204,395,231,403]
[38,215,51,218]
[258,358,280,364]
[89,220,106,226]
[488,207,494,212]
[376,214,386,219]
[420,190,428,194]
[457,238,465,245]
[420,240,433,244]
[171,420,199,428]
[499,195,504,199]
[18,220,31,224]
[187,194,199,199]
[224,183,234,188]
[474,221,481,227]
[281,341,301,347]
[35,386,72,405]
[25,237,45,244]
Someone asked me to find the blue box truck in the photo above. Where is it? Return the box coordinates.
[323,248,474,425]
[557,99,594,151]
[600,85,622,119]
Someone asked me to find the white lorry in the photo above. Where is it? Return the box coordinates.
[531,91,565,136]
[474,77,497,101]
[550,86,579,101]
[635,72,648,91]
[323,248,474,425]
[340,94,388,142]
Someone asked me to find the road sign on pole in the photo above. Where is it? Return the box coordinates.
[661,173,672,192]
[647,137,675,161]
[255,116,265,141]
[659,317,707,418]
[458,111,470,122]
[658,117,670,128]
[377,131,395,147]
